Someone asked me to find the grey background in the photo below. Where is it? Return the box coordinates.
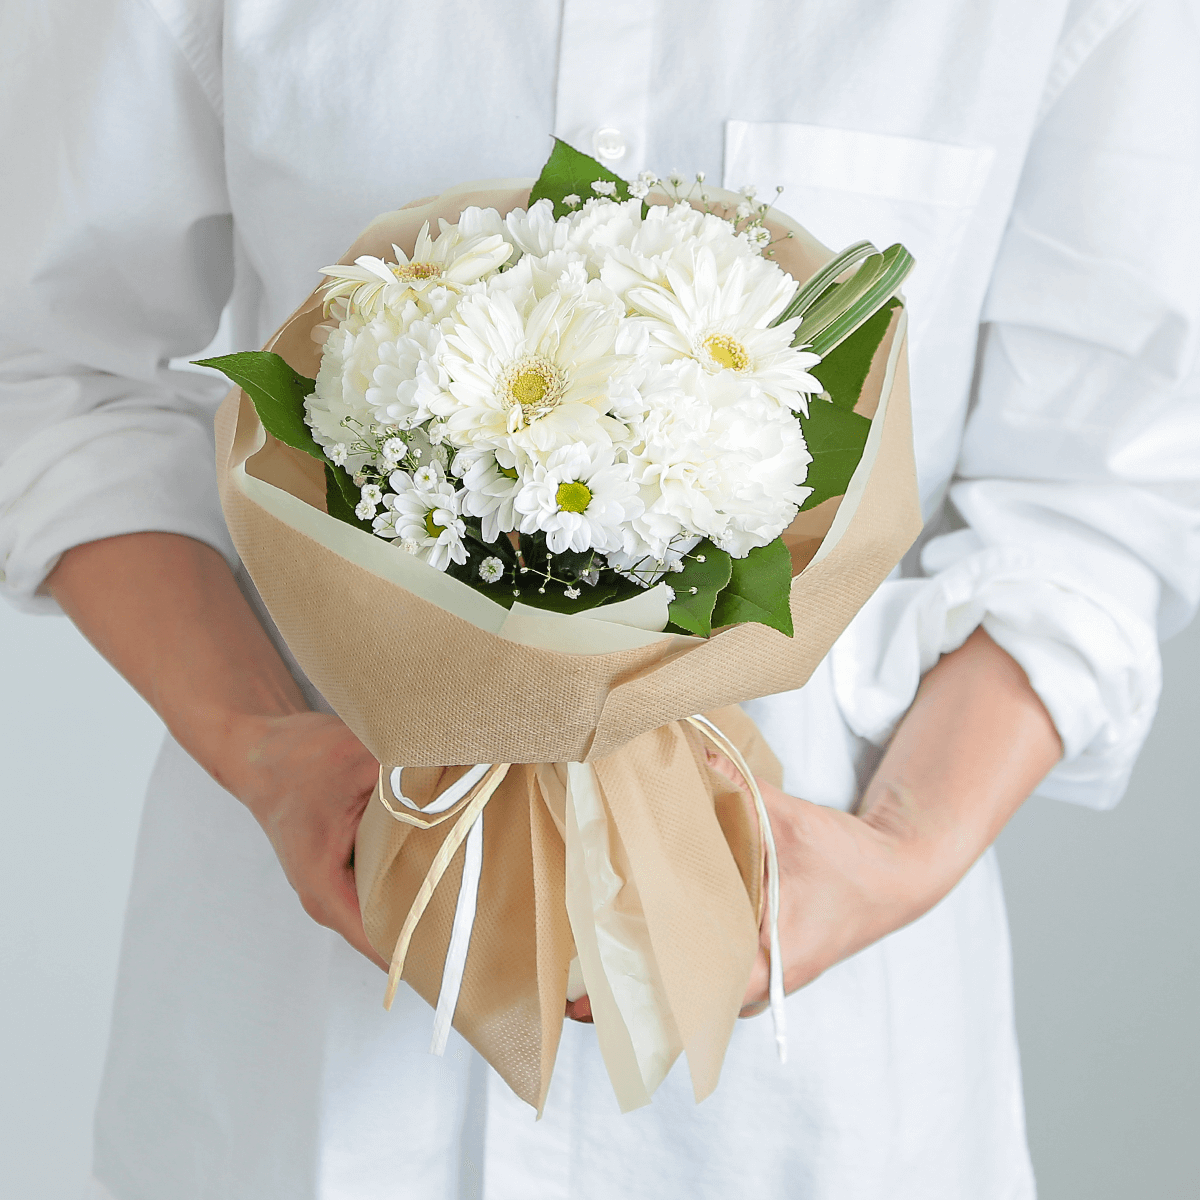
[1,597,1197,1199]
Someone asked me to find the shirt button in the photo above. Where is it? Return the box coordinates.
[592,127,627,162]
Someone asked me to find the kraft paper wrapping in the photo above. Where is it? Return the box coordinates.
[213,181,923,1112]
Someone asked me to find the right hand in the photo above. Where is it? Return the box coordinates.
[220,711,388,970]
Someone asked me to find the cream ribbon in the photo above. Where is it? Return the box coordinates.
[376,717,786,1078]
[379,762,511,1031]
[684,715,788,1062]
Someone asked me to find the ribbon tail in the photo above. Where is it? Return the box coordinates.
[429,808,485,1055]
[687,715,788,1063]
[383,763,510,1010]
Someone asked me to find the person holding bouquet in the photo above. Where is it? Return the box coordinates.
[1,1,1196,1197]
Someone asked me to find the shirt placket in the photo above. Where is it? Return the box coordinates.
[553,0,657,178]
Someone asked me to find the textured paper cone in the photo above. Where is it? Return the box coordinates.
[213,181,923,1109]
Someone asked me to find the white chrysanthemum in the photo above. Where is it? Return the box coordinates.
[319,212,512,318]
[514,443,643,554]
[305,310,405,474]
[431,278,633,458]
[454,445,527,543]
[372,466,467,570]
[625,245,821,413]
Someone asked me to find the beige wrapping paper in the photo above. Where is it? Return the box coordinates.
[213,180,924,1113]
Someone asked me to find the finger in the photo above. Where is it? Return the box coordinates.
[704,747,746,790]
[739,999,770,1019]
[565,994,594,1023]
[326,864,389,970]
[741,947,769,1009]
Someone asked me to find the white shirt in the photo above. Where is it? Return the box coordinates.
[1,2,1197,1197]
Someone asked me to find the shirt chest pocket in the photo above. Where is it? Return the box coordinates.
[724,121,994,344]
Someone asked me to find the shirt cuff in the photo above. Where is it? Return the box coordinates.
[0,408,237,614]
[828,546,1161,810]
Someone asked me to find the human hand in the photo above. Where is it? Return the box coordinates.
[565,629,1060,1025]
[220,711,388,970]
[562,755,945,1025]
[704,752,955,1015]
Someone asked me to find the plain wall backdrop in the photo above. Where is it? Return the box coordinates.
[1,597,1198,1200]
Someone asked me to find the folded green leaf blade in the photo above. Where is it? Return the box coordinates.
[807,243,915,357]
[710,538,794,637]
[774,240,876,331]
[195,351,322,460]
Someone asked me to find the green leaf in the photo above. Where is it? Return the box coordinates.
[194,351,321,460]
[666,541,732,637]
[810,298,900,412]
[798,403,872,510]
[711,538,794,637]
[324,464,373,532]
[528,137,631,219]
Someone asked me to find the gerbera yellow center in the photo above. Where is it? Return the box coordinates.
[555,481,592,513]
[394,261,442,282]
[501,355,567,423]
[424,510,446,538]
[703,333,751,372]
[511,371,548,407]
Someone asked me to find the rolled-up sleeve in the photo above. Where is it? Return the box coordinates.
[832,0,1200,809]
[0,0,235,614]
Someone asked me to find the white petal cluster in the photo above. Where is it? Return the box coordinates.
[305,191,823,584]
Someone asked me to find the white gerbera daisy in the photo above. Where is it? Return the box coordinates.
[431,279,632,457]
[625,245,821,413]
[514,443,642,554]
[373,468,467,571]
[319,215,512,319]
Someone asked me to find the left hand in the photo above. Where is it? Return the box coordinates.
[704,750,955,1015]
[564,754,948,1023]
[564,629,1060,1024]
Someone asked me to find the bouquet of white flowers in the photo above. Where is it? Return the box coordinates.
[206,140,912,641]
[205,141,921,1114]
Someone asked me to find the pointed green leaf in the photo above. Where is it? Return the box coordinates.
[194,351,321,460]
[324,464,373,532]
[711,538,794,637]
[666,541,732,637]
[810,298,900,412]
[528,137,631,219]
[798,403,872,510]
